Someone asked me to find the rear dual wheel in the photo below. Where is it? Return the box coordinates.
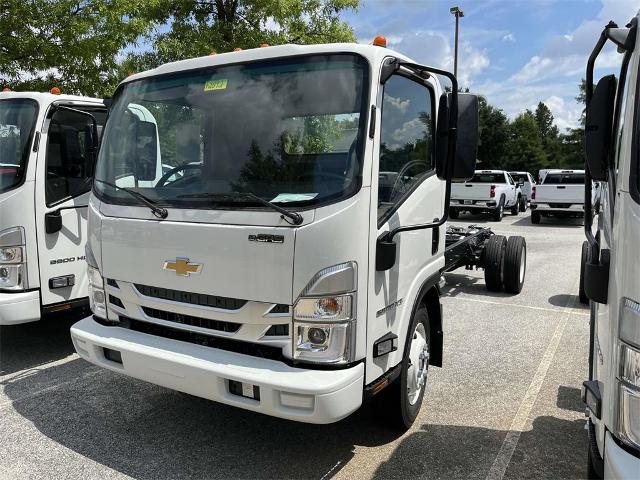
[484,235,527,293]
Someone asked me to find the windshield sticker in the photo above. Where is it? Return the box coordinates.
[271,193,318,203]
[204,79,228,91]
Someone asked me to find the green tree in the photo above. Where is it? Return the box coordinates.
[123,0,359,71]
[0,0,157,96]
[477,96,509,169]
[504,111,547,172]
[534,102,561,166]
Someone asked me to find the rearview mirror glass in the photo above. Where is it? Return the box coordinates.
[585,74,616,182]
[436,93,478,182]
[134,121,158,181]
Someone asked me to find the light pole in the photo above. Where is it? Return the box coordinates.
[450,6,464,79]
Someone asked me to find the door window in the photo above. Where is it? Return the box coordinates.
[378,75,434,221]
[45,109,106,206]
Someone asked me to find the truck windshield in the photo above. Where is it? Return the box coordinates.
[0,99,38,194]
[95,54,369,209]
[543,173,585,184]
[469,173,504,183]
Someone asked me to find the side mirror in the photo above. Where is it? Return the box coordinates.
[45,210,62,234]
[376,236,397,271]
[134,120,159,181]
[436,93,479,182]
[585,74,616,181]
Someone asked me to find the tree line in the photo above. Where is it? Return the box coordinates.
[477,81,587,174]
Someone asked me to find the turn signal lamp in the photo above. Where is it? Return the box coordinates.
[50,87,61,95]
[373,35,387,47]
[233,47,242,51]
[490,185,496,198]
[209,50,217,55]
[260,43,269,48]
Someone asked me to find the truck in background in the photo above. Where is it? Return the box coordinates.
[508,170,535,209]
[580,13,640,479]
[0,91,107,324]
[69,40,494,428]
[530,169,587,224]
[450,169,523,221]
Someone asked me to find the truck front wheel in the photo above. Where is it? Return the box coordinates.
[374,305,430,430]
[519,196,527,212]
[503,236,526,294]
[510,198,519,216]
[449,208,459,220]
[484,235,507,291]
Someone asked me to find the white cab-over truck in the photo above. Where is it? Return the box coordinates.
[68,41,527,428]
[0,91,106,324]
[450,169,524,221]
[530,169,587,224]
[580,13,640,479]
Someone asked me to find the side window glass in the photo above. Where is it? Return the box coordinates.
[45,109,106,205]
[378,75,434,221]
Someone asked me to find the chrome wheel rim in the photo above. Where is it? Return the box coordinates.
[407,323,429,406]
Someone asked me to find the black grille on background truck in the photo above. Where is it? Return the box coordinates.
[134,284,247,310]
[141,307,241,333]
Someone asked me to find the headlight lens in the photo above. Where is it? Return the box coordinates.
[0,227,26,291]
[618,381,640,449]
[88,265,107,319]
[294,322,352,364]
[617,298,640,449]
[294,295,352,322]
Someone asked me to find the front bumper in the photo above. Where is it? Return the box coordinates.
[604,432,640,479]
[0,289,40,325]
[70,317,364,424]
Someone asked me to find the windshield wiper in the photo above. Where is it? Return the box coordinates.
[178,192,303,225]
[95,179,168,219]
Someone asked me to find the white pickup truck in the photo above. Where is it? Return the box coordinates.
[450,170,524,221]
[509,171,535,208]
[530,169,587,224]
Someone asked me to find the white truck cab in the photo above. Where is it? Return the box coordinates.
[69,41,483,427]
[581,13,640,479]
[0,92,107,324]
[450,169,524,221]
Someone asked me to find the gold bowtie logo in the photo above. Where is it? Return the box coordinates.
[163,258,202,277]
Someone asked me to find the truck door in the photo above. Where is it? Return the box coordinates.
[34,106,106,309]
[367,73,443,382]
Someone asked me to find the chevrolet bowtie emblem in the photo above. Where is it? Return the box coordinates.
[163,258,202,277]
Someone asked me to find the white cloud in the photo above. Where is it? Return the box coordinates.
[502,33,515,42]
[384,95,410,114]
[392,118,424,144]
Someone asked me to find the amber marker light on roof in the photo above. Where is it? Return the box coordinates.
[209,50,217,55]
[233,47,242,51]
[260,43,269,48]
[373,35,387,47]
[2,87,10,92]
[50,87,61,95]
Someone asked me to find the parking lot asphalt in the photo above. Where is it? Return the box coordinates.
[0,210,589,480]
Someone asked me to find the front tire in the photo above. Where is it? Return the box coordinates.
[503,236,526,294]
[375,305,430,430]
[449,208,459,220]
[510,198,519,215]
[484,235,507,291]
[519,196,527,212]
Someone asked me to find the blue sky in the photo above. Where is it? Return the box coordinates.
[342,0,639,131]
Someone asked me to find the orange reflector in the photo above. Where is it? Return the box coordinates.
[2,87,10,92]
[372,378,390,395]
[209,50,217,55]
[50,87,61,95]
[260,43,269,48]
[49,303,71,313]
[373,35,387,47]
[233,47,242,51]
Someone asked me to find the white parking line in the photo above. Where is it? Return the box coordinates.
[444,296,589,316]
[484,291,578,480]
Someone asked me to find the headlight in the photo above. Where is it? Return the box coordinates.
[88,265,107,320]
[293,262,357,365]
[0,227,27,291]
[616,299,640,449]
